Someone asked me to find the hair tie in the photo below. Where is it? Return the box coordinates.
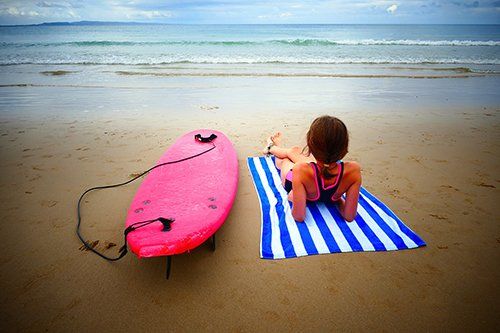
[323,163,330,168]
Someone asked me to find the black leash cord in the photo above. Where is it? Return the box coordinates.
[76,142,216,261]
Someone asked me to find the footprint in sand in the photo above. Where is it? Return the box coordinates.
[429,213,448,220]
[388,189,401,197]
[440,184,459,191]
[129,172,142,178]
[475,182,496,188]
[104,241,117,250]
[40,200,58,208]
[79,240,99,251]
[408,155,423,164]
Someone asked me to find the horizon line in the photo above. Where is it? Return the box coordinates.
[1,20,500,27]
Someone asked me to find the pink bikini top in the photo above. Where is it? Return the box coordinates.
[308,161,344,203]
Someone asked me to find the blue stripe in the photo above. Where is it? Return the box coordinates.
[357,193,408,250]
[361,188,426,247]
[294,212,319,255]
[247,158,274,259]
[308,204,341,253]
[326,204,364,252]
[258,158,297,258]
[353,212,387,251]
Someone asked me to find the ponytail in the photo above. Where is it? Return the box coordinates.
[320,163,334,179]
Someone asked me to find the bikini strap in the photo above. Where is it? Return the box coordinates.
[311,162,322,185]
[335,161,344,191]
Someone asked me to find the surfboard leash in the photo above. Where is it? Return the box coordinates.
[76,134,217,261]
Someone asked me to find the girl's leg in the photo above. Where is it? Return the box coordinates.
[265,132,315,164]
[277,146,315,164]
[275,157,283,170]
[280,158,295,185]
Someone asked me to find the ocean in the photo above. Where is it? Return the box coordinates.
[0,24,499,118]
[0,24,499,66]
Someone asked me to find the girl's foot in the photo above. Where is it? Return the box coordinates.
[263,132,282,155]
[270,132,282,146]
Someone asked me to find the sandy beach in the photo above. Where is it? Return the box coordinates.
[0,68,499,332]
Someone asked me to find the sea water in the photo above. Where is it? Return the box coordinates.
[0,24,499,118]
[0,24,499,66]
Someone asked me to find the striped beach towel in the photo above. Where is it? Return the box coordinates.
[247,156,426,259]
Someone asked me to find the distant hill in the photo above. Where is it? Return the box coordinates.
[1,20,160,27]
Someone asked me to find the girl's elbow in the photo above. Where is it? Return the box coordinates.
[292,211,305,222]
[344,213,357,222]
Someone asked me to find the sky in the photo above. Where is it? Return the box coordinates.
[0,0,499,25]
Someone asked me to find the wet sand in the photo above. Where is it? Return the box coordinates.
[0,79,499,332]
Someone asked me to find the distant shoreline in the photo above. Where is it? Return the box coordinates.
[1,21,500,27]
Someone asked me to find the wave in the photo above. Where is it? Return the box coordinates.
[274,39,500,46]
[2,59,499,65]
[1,39,499,48]
[113,71,487,79]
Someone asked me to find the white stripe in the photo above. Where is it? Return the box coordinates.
[253,158,286,259]
[247,158,265,258]
[304,207,331,254]
[344,219,376,251]
[316,203,353,252]
[263,157,308,257]
[360,192,418,249]
[356,204,398,250]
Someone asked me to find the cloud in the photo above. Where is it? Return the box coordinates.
[464,1,479,8]
[386,4,398,14]
[135,10,172,18]
[36,1,83,8]
[1,1,500,25]
[0,7,41,17]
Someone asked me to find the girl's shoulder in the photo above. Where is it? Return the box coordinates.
[342,161,362,181]
[343,160,361,171]
[292,161,315,175]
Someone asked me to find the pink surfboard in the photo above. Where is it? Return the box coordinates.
[125,129,238,259]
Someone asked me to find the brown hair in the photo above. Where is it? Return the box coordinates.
[304,115,349,179]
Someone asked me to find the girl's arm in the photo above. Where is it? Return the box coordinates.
[290,163,308,222]
[337,179,361,222]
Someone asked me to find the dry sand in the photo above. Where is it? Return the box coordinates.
[0,105,499,332]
